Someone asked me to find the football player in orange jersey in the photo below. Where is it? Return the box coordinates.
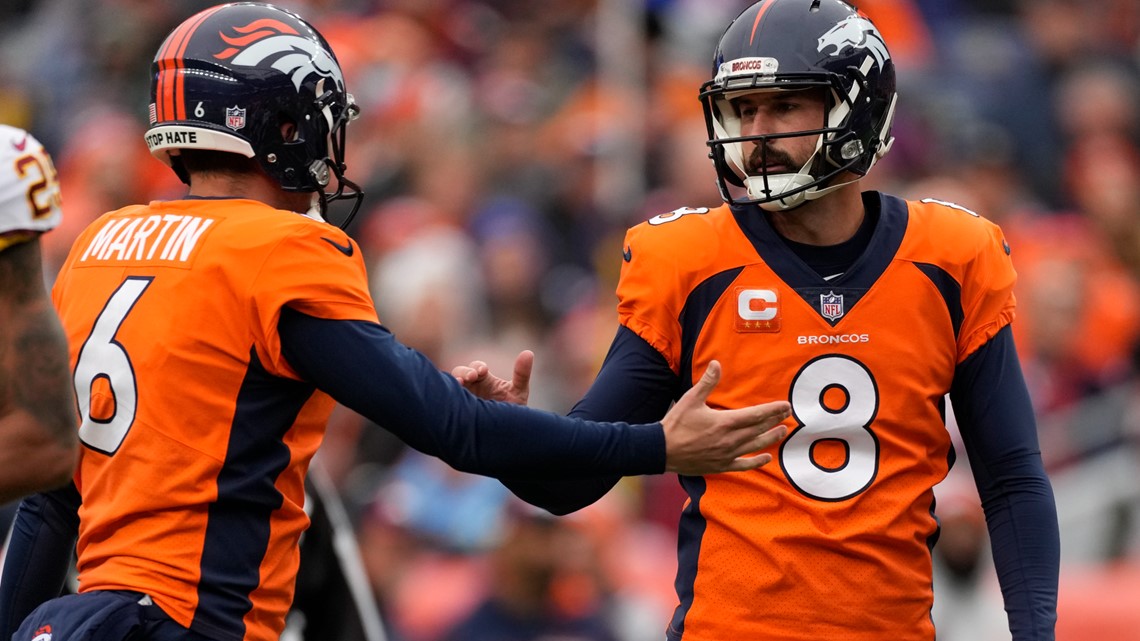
[453,1,1060,640]
[0,124,77,505]
[0,4,792,641]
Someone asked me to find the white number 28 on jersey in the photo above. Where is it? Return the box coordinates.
[780,355,880,501]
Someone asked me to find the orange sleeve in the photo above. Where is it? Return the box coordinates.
[958,220,1017,362]
[250,225,378,379]
[615,224,685,372]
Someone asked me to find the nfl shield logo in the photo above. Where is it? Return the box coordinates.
[820,291,844,321]
[225,106,246,131]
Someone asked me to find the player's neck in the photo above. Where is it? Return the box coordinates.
[187,172,313,213]
[766,183,865,246]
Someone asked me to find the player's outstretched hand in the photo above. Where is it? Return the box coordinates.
[451,350,534,406]
[662,360,790,475]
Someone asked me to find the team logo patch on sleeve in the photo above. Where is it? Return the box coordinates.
[735,287,781,333]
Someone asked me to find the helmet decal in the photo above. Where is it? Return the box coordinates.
[215,20,344,93]
[225,105,247,131]
[216,18,299,51]
[817,15,889,69]
[714,57,779,84]
[154,5,227,123]
[747,0,779,45]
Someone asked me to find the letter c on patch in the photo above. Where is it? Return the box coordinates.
[738,289,778,321]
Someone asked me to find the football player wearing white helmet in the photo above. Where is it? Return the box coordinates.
[0,123,77,505]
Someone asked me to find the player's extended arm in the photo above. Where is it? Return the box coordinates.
[452,346,627,514]
[950,325,1059,641]
[454,326,778,513]
[0,239,77,503]
[452,344,634,514]
[0,482,82,639]
[279,308,788,478]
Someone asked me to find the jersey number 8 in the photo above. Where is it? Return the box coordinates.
[780,354,880,501]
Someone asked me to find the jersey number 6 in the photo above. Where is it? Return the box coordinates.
[74,277,152,455]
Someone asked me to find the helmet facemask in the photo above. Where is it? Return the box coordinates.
[701,1,898,211]
[708,82,833,211]
[703,61,895,211]
[251,80,364,229]
[300,85,363,229]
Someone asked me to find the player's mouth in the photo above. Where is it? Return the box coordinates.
[747,162,790,175]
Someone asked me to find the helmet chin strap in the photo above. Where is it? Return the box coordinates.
[747,172,814,211]
[303,193,326,221]
[746,170,862,212]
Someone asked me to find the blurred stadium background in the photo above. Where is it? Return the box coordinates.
[2,1,1138,639]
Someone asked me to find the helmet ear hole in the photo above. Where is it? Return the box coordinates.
[279,117,300,143]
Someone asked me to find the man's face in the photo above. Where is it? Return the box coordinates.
[731,88,826,176]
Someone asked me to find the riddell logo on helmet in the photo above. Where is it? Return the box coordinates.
[214,19,345,94]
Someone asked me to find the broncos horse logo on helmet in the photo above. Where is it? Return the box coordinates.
[817,14,890,68]
[216,19,346,94]
[147,2,363,228]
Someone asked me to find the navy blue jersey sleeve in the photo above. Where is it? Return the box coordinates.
[278,308,666,477]
[569,326,682,422]
[950,324,1059,641]
[501,326,680,514]
[0,483,81,639]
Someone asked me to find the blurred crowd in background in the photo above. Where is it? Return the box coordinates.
[2,0,1140,639]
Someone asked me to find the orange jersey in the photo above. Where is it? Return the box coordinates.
[52,199,378,641]
[617,194,1015,641]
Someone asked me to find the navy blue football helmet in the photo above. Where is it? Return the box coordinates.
[146,2,362,227]
[700,0,897,210]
